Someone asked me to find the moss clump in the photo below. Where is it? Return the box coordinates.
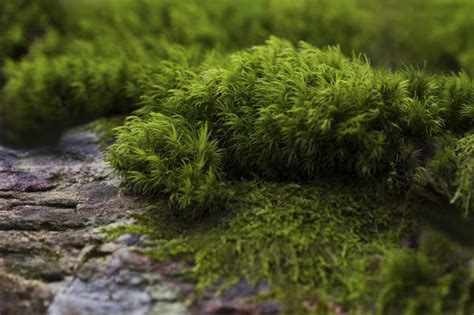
[451,134,474,216]
[108,113,227,219]
[108,39,474,212]
[0,37,209,146]
[105,38,474,313]
[2,1,474,313]
[4,0,474,146]
[411,133,474,218]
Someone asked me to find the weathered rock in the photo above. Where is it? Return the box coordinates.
[0,127,281,314]
[0,129,149,313]
[0,272,53,315]
[49,246,192,315]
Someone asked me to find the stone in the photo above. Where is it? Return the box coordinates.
[0,126,280,314]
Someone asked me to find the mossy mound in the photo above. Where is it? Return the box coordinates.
[108,38,474,215]
[108,113,227,218]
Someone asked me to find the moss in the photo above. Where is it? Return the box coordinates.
[1,54,134,146]
[3,1,474,312]
[108,113,228,219]
[103,180,474,314]
[0,0,62,64]
[4,0,474,147]
[105,180,413,313]
[5,0,474,147]
[451,134,474,216]
[377,232,474,315]
[108,39,474,214]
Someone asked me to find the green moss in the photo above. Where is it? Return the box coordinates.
[1,54,133,146]
[108,39,474,213]
[0,0,62,64]
[103,181,473,314]
[377,232,473,315]
[4,0,474,146]
[0,37,208,146]
[3,1,474,312]
[451,134,474,216]
[108,113,228,219]
[104,40,474,314]
[110,180,411,313]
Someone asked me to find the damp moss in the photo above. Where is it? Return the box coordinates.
[377,232,474,315]
[5,0,474,146]
[107,38,474,216]
[105,180,473,314]
[106,180,410,313]
[0,0,62,64]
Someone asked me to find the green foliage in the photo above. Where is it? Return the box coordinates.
[107,113,226,219]
[2,1,474,312]
[119,39,474,181]
[451,134,474,216]
[1,54,132,146]
[57,0,362,54]
[0,0,61,64]
[377,232,473,315]
[0,35,209,146]
[4,0,474,146]
[411,133,474,217]
[132,181,408,314]
[362,0,474,74]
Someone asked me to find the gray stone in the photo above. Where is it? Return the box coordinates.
[147,283,181,302]
[148,302,187,315]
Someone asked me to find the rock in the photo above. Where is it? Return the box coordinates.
[0,272,53,315]
[148,302,188,315]
[147,283,181,302]
[0,128,148,313]
[191,280,280,315]
[97,242,122,254]
[48,237,190,315]
[49,278,151,315]
[0,127,280,314]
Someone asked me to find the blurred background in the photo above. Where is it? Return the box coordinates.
[2,0,474,72]
[1,0,474,145]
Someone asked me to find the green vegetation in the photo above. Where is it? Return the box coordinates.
[3,0,474,145]
[105,39,474,313]
[0,0,61,64]
[109,38,474,203]
[2,0,474,313]
[378,232,473,315]
[108,113,227,218]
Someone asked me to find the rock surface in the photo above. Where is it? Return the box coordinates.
[0,127,277,315]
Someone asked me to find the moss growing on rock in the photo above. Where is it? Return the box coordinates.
[107,180,472,314]
[377,232,473,315]
[2,1,474,313]
[108,113,227,219]
[108,39,474,210]
[105,39,474,313]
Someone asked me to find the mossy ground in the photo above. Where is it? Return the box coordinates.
[106,180,473,314]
